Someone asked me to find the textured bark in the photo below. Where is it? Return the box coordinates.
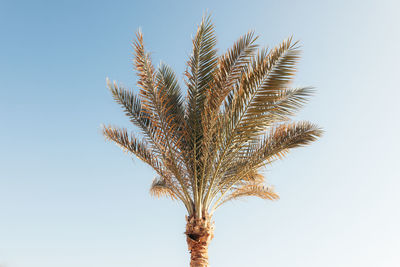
[185,215,214,267]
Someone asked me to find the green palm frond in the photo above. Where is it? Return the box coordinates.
[106,80,162,153]
[102,125,162,175]
[156,63,185,120]
[186,15,218,117]
[155,63,187,152]
[102,124,191,208]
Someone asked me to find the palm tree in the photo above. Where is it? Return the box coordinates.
[102,15,322,267]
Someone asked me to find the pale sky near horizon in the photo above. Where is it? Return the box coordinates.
[1,0,399,266]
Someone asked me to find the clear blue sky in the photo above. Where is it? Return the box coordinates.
[1,0,399,266]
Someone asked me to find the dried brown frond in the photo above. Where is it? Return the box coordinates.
[216,183,279,208]
[150,177,179,200]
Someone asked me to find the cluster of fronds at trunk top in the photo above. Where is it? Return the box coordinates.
[102,15,322,218]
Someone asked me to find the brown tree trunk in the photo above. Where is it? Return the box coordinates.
[185,214,214,267]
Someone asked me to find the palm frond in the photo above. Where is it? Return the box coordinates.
[102,125,163,175]
[198,32,259,198]
[185,14,218,150]
[207,121,322,207]
[233,87,314,143]
[155,63,187,151]
[132,32,194,210]
[150,177,179,200]
[106,79,163,151]
[214,183,279,210]
[156,63,185,118]
[225,37,300,139]
[133,30,157,115]
[183,14,220,216]
[186,14,218,118]
[240,121,322,174]
[206,31,258,114]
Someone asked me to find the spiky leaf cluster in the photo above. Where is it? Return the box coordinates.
[103,16,322,217]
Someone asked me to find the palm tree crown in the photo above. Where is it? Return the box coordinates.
[103,15,322,266]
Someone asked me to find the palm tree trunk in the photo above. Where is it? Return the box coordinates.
[185,215,214,267]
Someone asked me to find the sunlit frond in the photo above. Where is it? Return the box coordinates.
[103,16,322,217]
[206,31,258,114]
[200,39,303,207]
[243,121,321,171]
[131,32,194,211]
[106,79,162,149]
[205,121,322,209]
[215,183,279,210]
[185,14,218,149]
[155,63,187,151]
[186,14,218,118]
[133,30,157,115]
[150,177,179,200]
[226,37,301,138]
[102,125,162,173]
